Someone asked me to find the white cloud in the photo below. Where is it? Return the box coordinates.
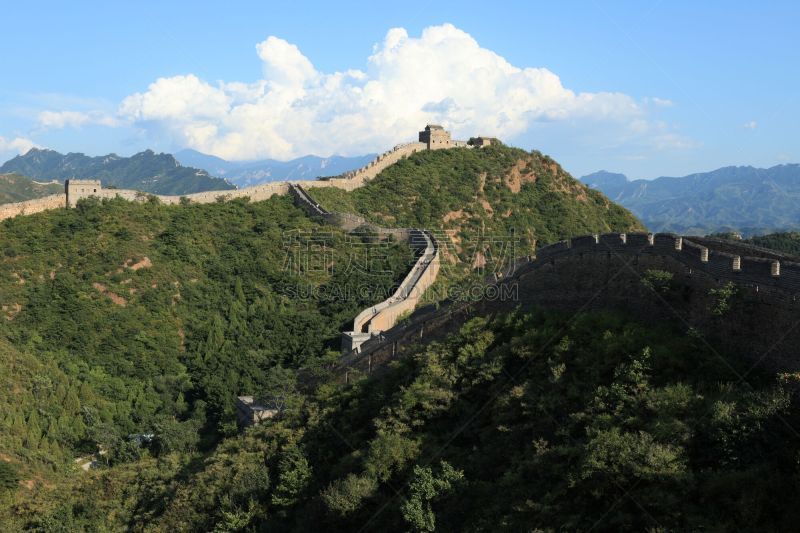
[109,23,680,160]
[38,110,119,129]
[645,97,674,107]
[744,120,758,129]
[0,136,38,156]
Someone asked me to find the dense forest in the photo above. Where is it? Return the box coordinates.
[745,231,800,256]
[14,308,800,531]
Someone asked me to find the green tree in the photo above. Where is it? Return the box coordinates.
[0,462,19,492]
[270,446,312,508]
[401,461,464,532]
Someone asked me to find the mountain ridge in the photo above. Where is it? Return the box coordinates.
[0,148,235,196]
[310,145,644,288]
[175,148,376,187]
[581,163,800,236]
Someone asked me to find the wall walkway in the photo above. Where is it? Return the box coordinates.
[289,184,440,353]
[331,231,800,382]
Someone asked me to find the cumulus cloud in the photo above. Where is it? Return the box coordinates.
[744,120,758,129]
[38,110,119,129]
[103,23,680,160]
[0,136,38,155]
[25,25,690,161]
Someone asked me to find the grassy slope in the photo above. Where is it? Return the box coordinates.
[0,173,62,203]
[311,145,643,282]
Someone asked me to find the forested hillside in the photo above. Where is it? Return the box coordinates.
[745,231,800,256]
[5,145,792,532]
[0,195,413,527]
[21,309,800,531]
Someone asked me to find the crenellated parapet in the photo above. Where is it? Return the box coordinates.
[331,230,800,384]
[0,194,67,220]
[520,231,800,294]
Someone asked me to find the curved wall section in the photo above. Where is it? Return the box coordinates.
[289,183,441,354]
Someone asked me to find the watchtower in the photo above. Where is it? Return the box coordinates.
[418,124,452,149]
[65,179,102,207]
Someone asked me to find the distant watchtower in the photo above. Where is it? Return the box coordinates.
[65,179,102,208]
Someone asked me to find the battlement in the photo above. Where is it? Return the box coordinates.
[332,231,800,384]
[524,232,800,294]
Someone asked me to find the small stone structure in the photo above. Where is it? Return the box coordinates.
[472,136,498,147]
[236,396,278,427]
[418,124,468,150]
[65,179,102,207]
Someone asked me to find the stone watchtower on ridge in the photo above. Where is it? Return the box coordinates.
[65,179,102,207]
[418,124,468,150]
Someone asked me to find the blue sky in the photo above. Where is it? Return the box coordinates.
[1,0,797,179]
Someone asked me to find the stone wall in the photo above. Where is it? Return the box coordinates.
[5,143,426,215]
[323,142,428,189]
[289,184,441,353]
[1,128,464,220]
[0,194,68,221]
[333,231,800,382]
[348,229,439,337]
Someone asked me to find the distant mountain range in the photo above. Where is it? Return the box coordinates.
[0,147,378,201]
[581,165,800,236]
[0,148,234,196]
[175,149,375,188]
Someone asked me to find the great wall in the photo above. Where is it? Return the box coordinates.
[330,230,800,383]
[3,125,800,390]
[288,183,440,353]
[0,125,483,221]
[1,125,471,358]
